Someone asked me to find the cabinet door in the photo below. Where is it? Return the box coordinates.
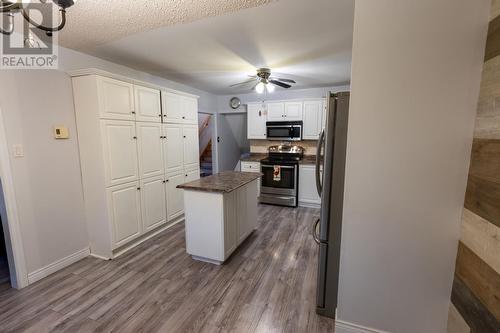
[137,123,164,179]
[141,176,167,232]
[101,120,138,186]
[134,85,162,122]
[163,124,184,174]
[107,182,142,248]
[284,102,303,120]
[166,173,185,221]
[267,102,285,121]
[237,184,250,243]
[162,91,183,123]
[183,96,198,124]
[185,168,200,182]
[98,77,135,121]
[247,104,267,139]
[302,100,323,140]
[183,125,200,170]
[298,165,321,205]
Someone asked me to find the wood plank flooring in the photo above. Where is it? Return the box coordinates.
[0,205,335,333]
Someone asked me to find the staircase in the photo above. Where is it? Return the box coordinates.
[200,140,213,177]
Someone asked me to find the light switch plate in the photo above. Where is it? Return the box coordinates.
[54,126,69,139]
[13,144,24,158]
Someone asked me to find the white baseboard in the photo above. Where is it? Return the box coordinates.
[335,320,389,333]
[299,201,321,208]
[27,247,90,284]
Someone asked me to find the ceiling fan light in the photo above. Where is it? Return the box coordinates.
[266,83,275,93]
[255,82,265,94]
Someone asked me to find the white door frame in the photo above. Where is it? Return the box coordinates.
[0,107,28,289]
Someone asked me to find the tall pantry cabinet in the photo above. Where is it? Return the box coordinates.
[71,72,200,259]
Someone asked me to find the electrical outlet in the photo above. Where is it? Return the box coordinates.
[54,126,69,139]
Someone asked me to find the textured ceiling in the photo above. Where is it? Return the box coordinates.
[59,0,354,95]
[59,0,274,50]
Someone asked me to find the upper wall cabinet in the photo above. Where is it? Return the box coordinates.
[266,102,303,121]
[97,77,135,121]
[303,100,325,140]
[284,102,303,120]
[134,86,162,123]
[162,91,198,124]
[267,102,285,121]
[247,103,267,139]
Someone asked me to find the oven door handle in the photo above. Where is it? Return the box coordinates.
[261,164,295,169]
[315,129,325,196]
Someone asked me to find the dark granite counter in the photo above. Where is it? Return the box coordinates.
[177,171,262,193]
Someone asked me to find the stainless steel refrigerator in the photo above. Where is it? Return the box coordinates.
[313,91,350,318]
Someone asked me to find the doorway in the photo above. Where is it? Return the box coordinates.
[216,112,250,172]
[198,112,216,177]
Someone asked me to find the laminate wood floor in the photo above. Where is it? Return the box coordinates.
[0,205,336,333]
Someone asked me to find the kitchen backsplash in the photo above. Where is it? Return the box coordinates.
[249,140,318,155]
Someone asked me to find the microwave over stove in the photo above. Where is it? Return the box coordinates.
[266,121,302,141]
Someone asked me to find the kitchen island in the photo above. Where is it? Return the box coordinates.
[177,171,261,264]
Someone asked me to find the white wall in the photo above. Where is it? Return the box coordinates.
[216,85,350,112]
[337,1,489,332]
[0,45,217,279]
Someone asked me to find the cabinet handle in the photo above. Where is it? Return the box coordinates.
[137,187,141,190]
[133,136,137,139]
[131,111,136,114]
[259,110,261,117]
[159,114,162,117]
[185,174,188,177]
[183,135,186,138]
[162,180,166,184]
[166,179,169,182]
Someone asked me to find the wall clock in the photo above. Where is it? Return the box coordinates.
[230,97,241,109]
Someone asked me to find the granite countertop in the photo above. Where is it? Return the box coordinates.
[177,171,262,193]
[240,153,319,165]
[240,153,267,162]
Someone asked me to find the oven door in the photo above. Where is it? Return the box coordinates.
[260,164,297,195]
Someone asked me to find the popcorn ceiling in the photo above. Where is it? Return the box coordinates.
[59,0,274,51]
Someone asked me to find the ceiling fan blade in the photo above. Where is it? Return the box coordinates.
[275,78,296,84]
[230,78,256,87]
[270,80,292,89]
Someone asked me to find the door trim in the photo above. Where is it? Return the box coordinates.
[0,107,28,289]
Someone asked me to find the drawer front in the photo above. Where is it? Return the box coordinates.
[241,161,260,172]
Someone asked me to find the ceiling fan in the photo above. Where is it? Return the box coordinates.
[230,68,296,94]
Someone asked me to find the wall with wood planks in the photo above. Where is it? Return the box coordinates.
[450,3,500,331]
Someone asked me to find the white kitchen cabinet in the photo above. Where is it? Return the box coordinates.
[303,100,324,140]
[107,181,142,248]
[72,71,201,259]
[267,102,285,121]
[185,168,200,182]
[183,96,198,124]
[162,124,184,175]
[141,176,167,232]
[97,77,135,121]
[247,103,267,139]
[134,85,162,122]
[241,161,261,197]
[166,172,186,221]
[284,102,303,120]
[183,178,259,264]
[162,91,198,124]
[298,165,321,207]
[137,122,164,179]
[101,120,138,187]
[183,125,200,170]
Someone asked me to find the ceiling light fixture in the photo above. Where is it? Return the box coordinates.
[255,81,265,94]
[0,0,76,36]
[266,83,275,93]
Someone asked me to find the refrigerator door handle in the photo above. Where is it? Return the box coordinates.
[312,218,321,244]
[315,129,325,197]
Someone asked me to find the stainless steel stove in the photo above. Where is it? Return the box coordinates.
[259,144,304,207]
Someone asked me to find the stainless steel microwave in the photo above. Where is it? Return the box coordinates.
[266,121,303,141]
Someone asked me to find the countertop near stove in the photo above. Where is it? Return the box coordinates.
[240,153,319,165]
[177,171,262,193]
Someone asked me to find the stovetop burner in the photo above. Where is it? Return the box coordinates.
[263,144,304,163]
